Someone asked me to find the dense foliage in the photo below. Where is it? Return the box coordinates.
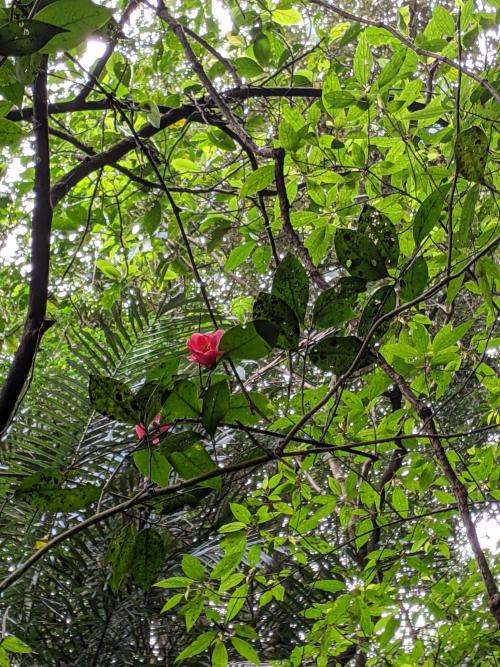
[0,0,499,665]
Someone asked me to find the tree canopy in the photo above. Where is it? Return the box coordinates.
[0,0,499,665]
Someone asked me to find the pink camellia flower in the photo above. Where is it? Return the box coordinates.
[135,413,170,445]
[186,330,224,369]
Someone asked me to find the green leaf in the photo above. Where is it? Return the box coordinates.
[89,374,140,424]
[358,205,399,267]
[160,593,184,612]
[181,553,205,581]
[234,56,263,78]
[106,525,137,593]
[14,469,99,512]
[95,259,122,280]
[163,379,201,418]
[272,8,301,25]
[271,253,309,323]
[357,286,396,339]
[155,576,192,589]
[432,321,472,353]
[412,185,450,245]
[184,594,204,632]
[144,201,162,235]
[131,528,166,591]
[168,443,221,491]
[0,647,8,667]
[400,256,429,302]
[147,100,161,129]
[175,631,215,663]
[313,277,366,329]
[35,0,114,52]
[240,165,274,198]
[253,292,299,350]
[322,90,358,109]
[211,640,228,667]
[219,321,277,361]
[0,118,23,148]
[230,502,252,525]
[312,579,346,593]
[354,32,372,85]
[376,45,407,90]
[309,336,374,373]
[171,157,197,172]
[224,241,254,271]
[0,20,67,56]
[226,584,248,622]
[334,229,388,280]
[392,486,409,517]
[231,637,260,665]
[455,126,489,183]
[253,33,271,67]
[0,636,32,654]
[457,184,479,246]
[278,119,300,152]
[202,380,230,436]
[133,448,171,486]
[305,225,331,266]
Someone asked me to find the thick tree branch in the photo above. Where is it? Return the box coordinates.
[0,56,54,436]
[6,86,444,123]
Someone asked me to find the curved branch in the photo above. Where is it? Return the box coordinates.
[0,444,374,592]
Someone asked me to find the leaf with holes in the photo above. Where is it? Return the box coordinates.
[0,20,67,56]
[313,277,366,329]
[131,528,166,591]
[358,286,396,339]
[89,374,141,424]
[334,229,388,281]
[309,336,374,373]
[14,469,99,512]
[271,253,309,323]
[253,292,299,350]
[106,525,137,593]
[202,380,230,436]
[358,206,399,267]
[455,126,489,183]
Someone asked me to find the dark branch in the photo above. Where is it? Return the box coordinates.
[0,56,54,436]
